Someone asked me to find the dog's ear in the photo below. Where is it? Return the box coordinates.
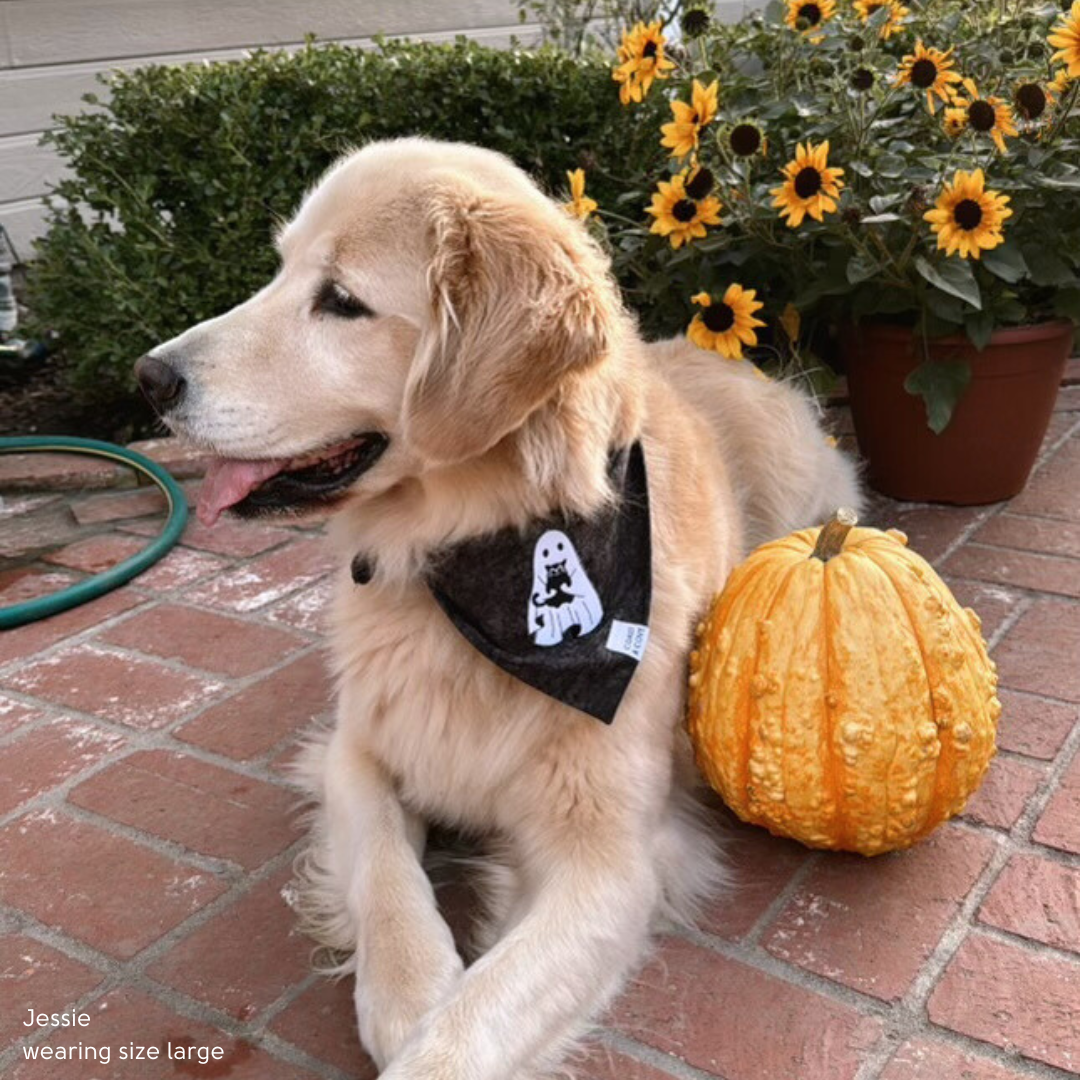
[403,175,619,465]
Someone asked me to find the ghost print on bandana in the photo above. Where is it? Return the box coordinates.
[528,530,603,647]
[424,442,652,724]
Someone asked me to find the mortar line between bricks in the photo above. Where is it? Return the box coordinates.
[860,716,1080,1078]
[0,618,333,760]
[1009,704,1080,846]
[0,834,310,1013]
[0,733,310,871]
[970,919,1080,965]
[123,582,334,642]
[0,699,309,835]
[986,593,1035,653]
[592,1028,727,1080]
[903,1025,1080,1080]
[741,849,822,948]
[856,834,1014,1080]
[929,503,1004,570]
[0,923,350,1080]
[0,683,317,804]
[958,537,1080,565]
[665,920,894,1019]
[0,591,159,679]
[1031,412,1080,470]
[958,816,1080,871]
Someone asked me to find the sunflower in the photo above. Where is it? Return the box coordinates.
[895,41,962,112]
[660,79,720,158]
[853,0,909,40]
[943,107,968,138]
[688,286,766,360]
[681,2,712,38]
[949,78,1017,153]
[1049,1,1080,79]
[924,168,1012,259]
[723,121,767,158]
[784,0,837,38]
[770,140,845,228]
[613,21,676,105]
[1014,79,1051,122]
[647,170,723,249]
[563,169,598,221]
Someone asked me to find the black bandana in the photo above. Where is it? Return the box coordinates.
[423,443,651,724]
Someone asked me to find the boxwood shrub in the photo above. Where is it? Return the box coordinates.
[27,38,666,402]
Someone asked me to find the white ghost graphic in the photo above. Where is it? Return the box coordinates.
[527,529,604,647]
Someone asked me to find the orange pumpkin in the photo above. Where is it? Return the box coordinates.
[687,509,1000,856]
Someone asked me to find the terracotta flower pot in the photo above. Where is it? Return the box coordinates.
[842,319,1073,505]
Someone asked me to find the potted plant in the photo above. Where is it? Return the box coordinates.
[583,0,1080,503]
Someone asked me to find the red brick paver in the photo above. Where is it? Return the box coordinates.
[612,936,884,1080]
[9,985,319,1080]
[880,1038,1036,1080]
[0,810,226,959]
[928,933,1080,1073]
[761,826,996,1002]
[0,935,105,1051]
[1,642,226,729]
[147,868,311,1019]
[68,750,300,869]
[978,854,1080,955]
[99,604,306,678]
[1033,749,1080,856]
[1,404,1079,1080]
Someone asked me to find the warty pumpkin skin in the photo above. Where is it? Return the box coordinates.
[687,510,1000,857]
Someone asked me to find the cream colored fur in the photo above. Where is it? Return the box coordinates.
[149,138,861,1080]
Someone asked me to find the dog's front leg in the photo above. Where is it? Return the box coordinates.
[323,736,464,1068]
[379,814,658,1080]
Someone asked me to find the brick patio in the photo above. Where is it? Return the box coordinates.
[1,387,1079,1080]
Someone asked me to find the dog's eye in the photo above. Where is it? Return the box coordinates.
[315,281,373,320]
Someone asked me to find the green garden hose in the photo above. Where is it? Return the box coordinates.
[0,436,188,630]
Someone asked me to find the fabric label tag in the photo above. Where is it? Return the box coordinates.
[606,620,650,662]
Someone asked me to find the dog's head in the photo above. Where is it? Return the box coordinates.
[135,139,624,526]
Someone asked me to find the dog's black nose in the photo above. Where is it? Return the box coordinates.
[135,354,186,414]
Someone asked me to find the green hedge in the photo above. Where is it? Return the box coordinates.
[28,38,666,402]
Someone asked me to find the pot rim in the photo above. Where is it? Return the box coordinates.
[845,317,1075,346]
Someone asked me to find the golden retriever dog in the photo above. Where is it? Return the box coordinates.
[135,137,860,1080]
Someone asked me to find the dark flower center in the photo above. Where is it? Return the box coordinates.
[910,58,939,89]
[730,124,763,156]
[685,168,715,199]
[702,304,736,332]
[794,166,824,198]
[1015,82,1047,119]
[642,40,658,59]
[672,198,698,222]
[799,3,824,25]
[681,7,711,36]
[851,68,875,91]
[968,99,997,132]
[953,198,983,231]
[849,34,866,51]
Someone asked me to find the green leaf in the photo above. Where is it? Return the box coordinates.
[847,251,880,285]
[964,308,995,352]
[904,359,973,434]
[915,256,982,311]
[1023,246,1075,287]
[982,245,1028,285]
[925,288,966,325]
[1054,287,1080,324]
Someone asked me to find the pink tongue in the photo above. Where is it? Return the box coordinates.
[196,458,287,527]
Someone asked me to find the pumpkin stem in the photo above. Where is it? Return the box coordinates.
[812,508,859,562]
